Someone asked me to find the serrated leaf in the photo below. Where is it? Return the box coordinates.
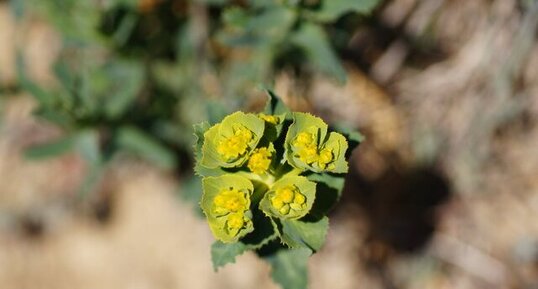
[267,248,312,289]
[211,241,248,271]
[309,0,381,22]
[116,126,176,169]
[280,217,329,252]
[24,135,75,160]
[291,23,346,83]
[194,121,226,176]
[322,132,349,173]
[333,124,364,158]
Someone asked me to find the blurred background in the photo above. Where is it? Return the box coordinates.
[1,0,538,288]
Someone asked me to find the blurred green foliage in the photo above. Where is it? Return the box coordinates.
[13,0,379,199]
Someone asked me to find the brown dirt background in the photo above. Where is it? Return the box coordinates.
[1,0,538,288]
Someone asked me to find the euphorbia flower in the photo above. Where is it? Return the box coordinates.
[201,175,255,243]
[260,176,316,220]
[201,112,265,169]
[284,112,348,173]
[247,144,275,175]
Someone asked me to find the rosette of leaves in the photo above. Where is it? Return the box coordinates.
[194,90,363,289]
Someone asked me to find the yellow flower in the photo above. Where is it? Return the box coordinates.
[217,126,253,161]
[226,213,246,231]
[213,187,249,216]
[259,113,280,125]
[247,147,273,174]
[292,131,334,168]
[270,185,307,216]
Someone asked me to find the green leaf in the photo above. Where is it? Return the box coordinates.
[9,0,25,20]
[322,132,349,173]
[263,90,290,115]
[241,207,279,249]
[74,130,102,200]
[116,126,176,169]
[309,0,381,22]
[16,53,54,106]
[75,130,102,166]
[211,241,248,271]
[218,5,295,47]
[333,124,364,158]
[291,23,346,83]
[307,173,345,217]
[280,217,329,252]
[178,175,204,217]
[111,12,138,46]
[24,135,75,160]
[33,108,73,129]
[267,248,312,289]
[53,60,76,93]
[194,122,226,176]
[195,0,229,5]
[101,61,145,119]
[206,100,230,125]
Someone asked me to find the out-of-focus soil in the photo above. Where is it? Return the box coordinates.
[1,0,538,289]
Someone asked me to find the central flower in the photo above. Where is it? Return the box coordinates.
[247,147,273,174]
[259,113,280,124]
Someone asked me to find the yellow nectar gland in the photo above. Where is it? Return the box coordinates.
[247,147,272,174]
[217,127,253,161]
[213,188,249,216]
[293,132,334,168]
[271,185,306,215]
[259,113,279,125]
[226,213,246,231]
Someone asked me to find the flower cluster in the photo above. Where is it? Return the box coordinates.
[194,93,360,252]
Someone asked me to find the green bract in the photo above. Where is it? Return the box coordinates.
[260,176,316,220]
[284,112,348,173]
[201,112,265,168]
[201,175,255,243]
[194,91,363,289]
